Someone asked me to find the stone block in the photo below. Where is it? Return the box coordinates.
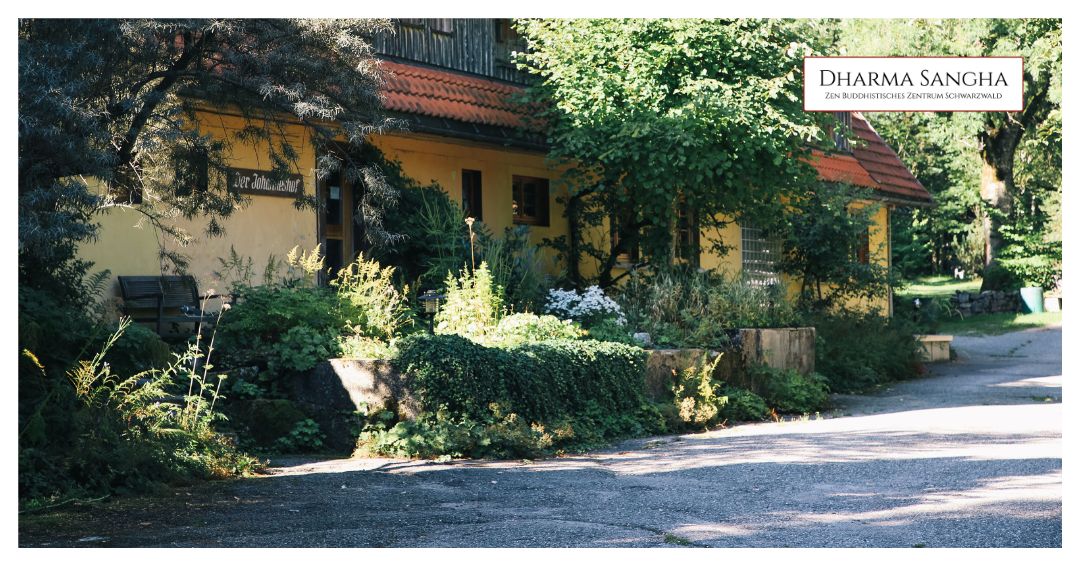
[292,358,417,451]
[915,335,953,362]
[739,327,816,376]
[644,327,816,400]
[644,348,738,401]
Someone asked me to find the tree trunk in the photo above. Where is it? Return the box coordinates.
[977,74,1054,268]
[978,120,1021,267]
[565,193,583,287]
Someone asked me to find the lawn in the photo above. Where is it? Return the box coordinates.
[935,311,1062,336]
[896,275,982,300]
[897,275,1061,336]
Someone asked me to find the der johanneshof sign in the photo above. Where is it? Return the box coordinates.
[228,168,304,197]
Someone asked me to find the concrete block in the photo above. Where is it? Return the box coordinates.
[915,335,953,363]
[293,358,417,451]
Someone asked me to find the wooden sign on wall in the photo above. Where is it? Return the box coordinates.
[228,168,304,197]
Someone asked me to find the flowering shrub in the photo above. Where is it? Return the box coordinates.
[434,262,504,341]
[544,285,626,326]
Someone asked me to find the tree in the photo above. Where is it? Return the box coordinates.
[839,19,1062,275]
[18,20,406,499]
[19,19,401,298]
[514,19,836,287]
[862,110,983,277]
[778,183,891,311]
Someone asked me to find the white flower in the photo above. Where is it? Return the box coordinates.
[543,285,625,326]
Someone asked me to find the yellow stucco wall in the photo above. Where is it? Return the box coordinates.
[79,110,319,304]
[586,201,892,316]
[79,108,893,318]
[696,201,892,315]
[369,132,566,275]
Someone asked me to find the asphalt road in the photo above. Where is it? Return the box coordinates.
[20,325,1062,548]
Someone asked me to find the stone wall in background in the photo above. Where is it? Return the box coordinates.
[950,290,1020,317]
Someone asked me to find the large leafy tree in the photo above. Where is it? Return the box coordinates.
[19,19,401,298]
[839,19,1061,278]
[515,19,835,287]
[18,20,404,497]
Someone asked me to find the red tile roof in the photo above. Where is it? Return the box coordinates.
[848,112,932,204]
[379,62,931,205]
[380,60,527,129]
[804,113,931,204]
[806,150,880,188]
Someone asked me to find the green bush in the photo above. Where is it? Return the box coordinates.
[398,334,648,422]
[370,334,655,458]
[980,262,1020,292]
[811,311,921,394]
[337,335,398,359]
[217,284,344,371]
[584,319,639,345]
[332,253,412,340]
[659,354,770,430]
[618,268,798,348]
[715,386,770,423]
[667,353,726,430]
[999,255,1059,290]
[359,406,552,460]
[103,322,173,378]
[489,313,585,347]
[269,325,340,374]
[482,225,550,313]
[228,398,306,447]
[20,320,260,505]
[218,253,406,378]
[272,418,326,453]
[750,365,830,414]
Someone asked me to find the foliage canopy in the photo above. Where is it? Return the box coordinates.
[515,18,836,286]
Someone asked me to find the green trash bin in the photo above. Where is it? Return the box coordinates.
[1020,286,1045,314]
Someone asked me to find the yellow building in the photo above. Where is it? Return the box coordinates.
[80,19,931,318]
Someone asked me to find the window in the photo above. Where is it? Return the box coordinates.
[494,19,516,43]
[512,175,549,226]
[611,209,639,264]
[675,197,699,265]
[856,228,871,265]
[494,19,522,65]
[461,169,482,221]
[741,223,782,286]
[832,111,852,152]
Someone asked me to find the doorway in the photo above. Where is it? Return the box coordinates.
[318,167,364,281]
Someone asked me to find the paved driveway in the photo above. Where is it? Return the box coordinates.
[20,325,1062,547]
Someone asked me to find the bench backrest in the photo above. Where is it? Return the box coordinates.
[118,275,201,310]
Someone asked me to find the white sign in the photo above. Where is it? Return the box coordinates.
[804,57,1024,112]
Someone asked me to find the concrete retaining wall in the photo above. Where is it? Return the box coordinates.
[290,358,419,451]
[294,327,816,448]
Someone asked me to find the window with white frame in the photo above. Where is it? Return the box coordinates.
[741,223,782,286]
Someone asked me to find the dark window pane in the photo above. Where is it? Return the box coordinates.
[512,175,549,226]
[326,182,342,225]
[462,169,482,221]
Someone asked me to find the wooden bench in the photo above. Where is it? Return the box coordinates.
[117,275,223,335]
